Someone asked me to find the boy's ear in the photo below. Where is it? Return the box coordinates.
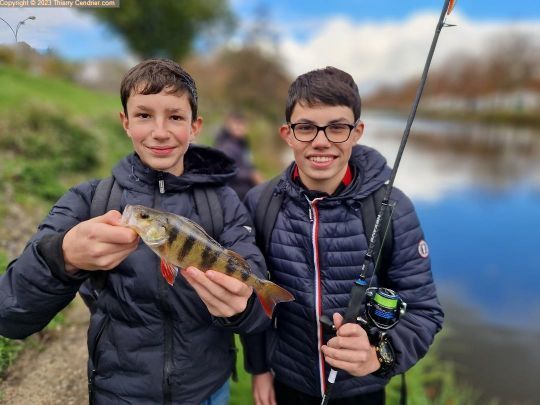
[189,116,203,142]
[279,124,294,146]
[119,111,130,135]
[351,120,364,143]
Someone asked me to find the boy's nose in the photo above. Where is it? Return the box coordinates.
[311,128,331,147]
[152,121,169,138]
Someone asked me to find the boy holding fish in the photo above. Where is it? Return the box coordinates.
[0,58,292,405]
[242,67,444,404]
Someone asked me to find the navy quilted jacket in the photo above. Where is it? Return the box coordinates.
[242,145,443,398]
[0,145,269,404]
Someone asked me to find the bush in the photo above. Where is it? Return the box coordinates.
[0,104,99,201]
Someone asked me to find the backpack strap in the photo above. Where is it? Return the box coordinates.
[254,176,283,256]
[83,177,124,303]
[192,186,224,239]
[359,184,394,278]
[193,185,240,380]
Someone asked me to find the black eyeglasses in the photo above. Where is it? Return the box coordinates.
[289,121,357,143]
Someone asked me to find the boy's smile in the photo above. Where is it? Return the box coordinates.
[281,103,363,195]
[120,89,202,176]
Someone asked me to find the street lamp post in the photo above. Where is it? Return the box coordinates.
[0,16,36,43]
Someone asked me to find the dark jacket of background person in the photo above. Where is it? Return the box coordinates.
[214,124,258,200]
[0,145,268,405]
[242,145,444,397]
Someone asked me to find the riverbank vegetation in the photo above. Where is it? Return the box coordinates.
[366,32,540,128]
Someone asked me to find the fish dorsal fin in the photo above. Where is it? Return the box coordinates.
[224,249,250,270]
[180,215,222,248]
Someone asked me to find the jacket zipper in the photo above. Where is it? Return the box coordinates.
[307,196,326,396]
[88,316,110,405]
[154,174,173,404]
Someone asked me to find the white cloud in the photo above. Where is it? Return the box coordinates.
[277,11,540,93]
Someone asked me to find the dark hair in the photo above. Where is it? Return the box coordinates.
[120,58,198,120]
[285,66,361,122]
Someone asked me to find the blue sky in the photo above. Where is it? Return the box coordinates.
[234,0,540,22]
[1,1,539,89]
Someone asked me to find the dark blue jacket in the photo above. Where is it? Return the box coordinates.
[214,128,257,200]
[242,145,443,398]
[0,145,269,404]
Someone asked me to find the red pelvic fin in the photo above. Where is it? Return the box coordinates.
[160,259,179,286]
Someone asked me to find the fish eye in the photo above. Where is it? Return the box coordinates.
[139,213,149,219]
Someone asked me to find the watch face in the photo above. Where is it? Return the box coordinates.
[378,340,394,364]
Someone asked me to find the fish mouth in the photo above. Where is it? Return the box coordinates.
[121,205,134,226]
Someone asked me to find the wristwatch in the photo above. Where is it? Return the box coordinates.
[373,335,395,376]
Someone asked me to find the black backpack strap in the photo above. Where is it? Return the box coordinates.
[193,185,239,380]
[359,184,394,278]
[84,176,124,304]
[254,176,283,256]
[90,176,114,218]
[192,186,223,239]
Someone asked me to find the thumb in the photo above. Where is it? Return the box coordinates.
[333,312,344,329]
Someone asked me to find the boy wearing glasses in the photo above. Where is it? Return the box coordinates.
[242,67,443,404]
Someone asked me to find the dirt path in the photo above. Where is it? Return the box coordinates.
[0,296,90,405]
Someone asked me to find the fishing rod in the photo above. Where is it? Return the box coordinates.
[320,1,456,403]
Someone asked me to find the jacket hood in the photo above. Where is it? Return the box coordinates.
[280,144,391,200]
[112,144,237,193]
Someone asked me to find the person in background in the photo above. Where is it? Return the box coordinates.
[214,110,264,200]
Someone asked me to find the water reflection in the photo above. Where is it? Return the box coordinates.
[362,110,540,201]
[361,110,540,403]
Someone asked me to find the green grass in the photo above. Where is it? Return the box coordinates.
[230,335,252,405]
[0,67,130,380]
[0,251,25,377]
[0,66,118,116]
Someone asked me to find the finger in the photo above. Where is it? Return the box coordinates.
[327,333,368,351]
[322,344,366,363]
[205,270,252,297]
[91,210,123,225]
[184,267,252,316]
[323,356,360,374]
[185,267,252,299]
[181,268,238,314]
[333,312,344,329]
[94,222,139,245]
[336,322,365,338]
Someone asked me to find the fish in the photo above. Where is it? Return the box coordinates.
[121,204,294,318]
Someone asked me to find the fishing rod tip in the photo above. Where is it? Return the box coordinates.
[447,0,457,16]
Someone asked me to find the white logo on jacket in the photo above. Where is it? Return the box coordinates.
[418,240,429,258]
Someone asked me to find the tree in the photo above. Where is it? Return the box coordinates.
[82,0,235,61]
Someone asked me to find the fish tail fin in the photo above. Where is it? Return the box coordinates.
[160,259,179,286]
[255,280,295,318]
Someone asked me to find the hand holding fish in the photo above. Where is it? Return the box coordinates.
[121,205,294,318]
[320,313,380,377]
[63,210,139,273]
[181,267,254,317]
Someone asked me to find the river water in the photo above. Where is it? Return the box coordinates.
[360,111,540,404]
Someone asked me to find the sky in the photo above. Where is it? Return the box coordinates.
[1,1,540,91]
